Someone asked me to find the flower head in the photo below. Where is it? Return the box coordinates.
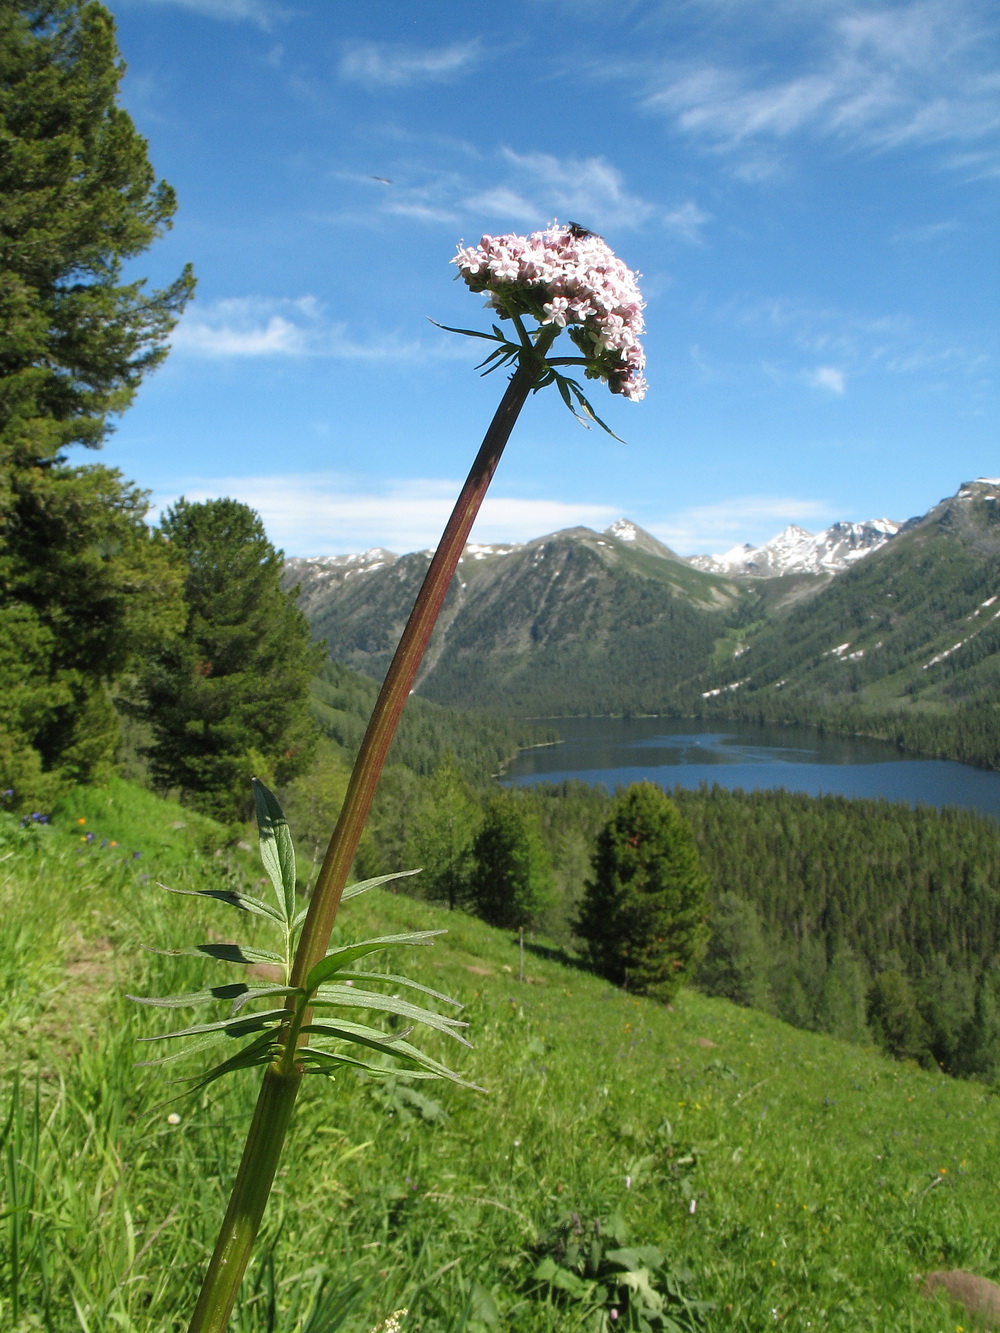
[452,223,646,402]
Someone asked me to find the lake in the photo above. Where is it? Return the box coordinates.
[503,717,1000,822]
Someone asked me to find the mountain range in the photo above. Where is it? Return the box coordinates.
[286,479,1000,761]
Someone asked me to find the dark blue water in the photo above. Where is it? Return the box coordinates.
[503,717,1000,822]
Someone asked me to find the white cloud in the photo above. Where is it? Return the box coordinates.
[169,296,449,362]
[650,495,838,557]
[339,40,482,89]
[365,144,698,239]
[640,0,1000,174]
[804,365,846,394]
[474,149,659,233]
[152,474,620,556]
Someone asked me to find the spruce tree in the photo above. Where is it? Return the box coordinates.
[0,1,194,802]
[576,782,709,1002]
[141,499,322,822]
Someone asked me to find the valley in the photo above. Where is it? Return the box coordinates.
[288,477,1000,769]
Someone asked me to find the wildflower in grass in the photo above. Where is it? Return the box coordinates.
[77,817,86,825]
[369,1311,407,1333]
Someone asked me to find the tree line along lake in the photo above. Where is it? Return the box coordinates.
[503,717,1000,823]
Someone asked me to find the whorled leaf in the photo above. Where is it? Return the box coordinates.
[311,985,471,1046]
[154,882,284,924]
[134,780,477,1100]
[305,930,445,990]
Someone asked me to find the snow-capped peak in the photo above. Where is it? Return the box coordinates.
[607,518,639,542]
[688,519,901,578]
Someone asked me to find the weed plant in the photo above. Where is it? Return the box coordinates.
[3,784,1000,1330]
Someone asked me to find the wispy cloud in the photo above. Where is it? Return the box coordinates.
[131,0,282,25]
[803,365,846,394]
[339,40,483,89]
[724,294,989,386]
[152,474,620,555]
[362,144,704,239]
[651,495,838,556]
[640,0,1000,174]
[169,296,451,362]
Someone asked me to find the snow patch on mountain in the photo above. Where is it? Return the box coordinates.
[688,518,900,578]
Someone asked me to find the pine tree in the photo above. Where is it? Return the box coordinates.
[866,970,933,1067]
[140,499,322,822]
[409,754,481,909]
[0,1,194,802]
[576,782,709,1002]
[696,892,771,1010]
[468,792,554,929]
[0,0,194,470]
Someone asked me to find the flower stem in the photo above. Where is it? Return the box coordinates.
[186,1068,300,1333]
[186,346,550,1330]
[290,355,542,986]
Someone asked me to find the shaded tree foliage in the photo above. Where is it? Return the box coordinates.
[140,499,322,821]
[576,783,709,1002]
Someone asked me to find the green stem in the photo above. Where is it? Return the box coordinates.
[186,1068,300,1333]
[186,339,554,1330]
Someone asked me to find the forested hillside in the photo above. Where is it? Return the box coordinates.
[354,769,1000,1080]
[289,523,741,715]
[696,479,1000,767]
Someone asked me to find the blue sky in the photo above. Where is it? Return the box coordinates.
[82,0,998,556]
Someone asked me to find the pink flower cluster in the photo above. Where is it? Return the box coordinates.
[452,223,647,401]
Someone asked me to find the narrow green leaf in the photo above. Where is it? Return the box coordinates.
[174,1032,279,1094]
[300,1020,484,1089]
[253,777,297,922]
[129,982,254,1009]
[311,986,471,1045]
[428,318,507,343]
[299,1049,438,1080]
[230,984,299,1015]
[154,882,284,924]
[564,375,626,443]
[144,942,284,966]
[342,868,422,902]
[298,1047,440,1080]
[137,1008,287,1044]
[135,1032,233,1069]
[306,930,445,991]
[336,971,463,1007]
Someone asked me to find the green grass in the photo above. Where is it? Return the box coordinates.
[2,781,999,1331]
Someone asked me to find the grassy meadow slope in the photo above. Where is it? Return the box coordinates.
[3,782,1000,1332]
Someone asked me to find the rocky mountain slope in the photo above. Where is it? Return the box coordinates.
[287,480,1000,745]
[287,521,743,715]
